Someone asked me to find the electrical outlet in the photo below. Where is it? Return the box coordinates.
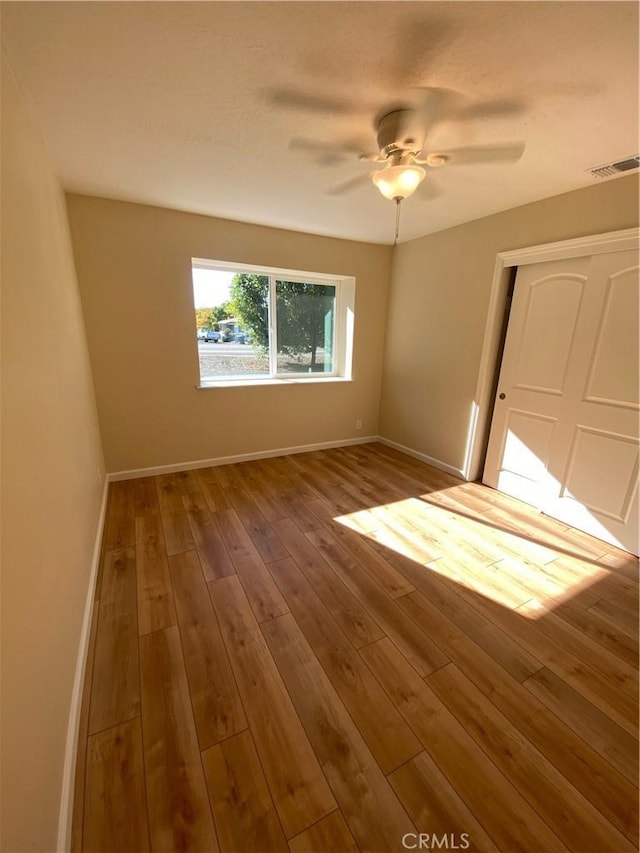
[355,419,362,430]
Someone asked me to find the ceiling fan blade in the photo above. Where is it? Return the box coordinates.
[266,87,369,115]
[289,137,376,167]
[289,137,368,155]
[409,87,465,140]
[452,98,526,121]
[422,142,526,166]
[411,91,526,136]
[414,87,461,121]
[327,172,374,196]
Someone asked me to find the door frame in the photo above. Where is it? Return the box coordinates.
[464,226,639,482]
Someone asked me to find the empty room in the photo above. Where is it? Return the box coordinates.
[2,2,639,852]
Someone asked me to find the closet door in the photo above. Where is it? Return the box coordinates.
[484,250,639,554]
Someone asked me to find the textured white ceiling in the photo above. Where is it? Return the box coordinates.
[2,2,638,244]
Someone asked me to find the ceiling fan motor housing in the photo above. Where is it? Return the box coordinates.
[377,109,423,159]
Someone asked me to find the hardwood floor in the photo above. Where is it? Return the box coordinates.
[72,442,639,853]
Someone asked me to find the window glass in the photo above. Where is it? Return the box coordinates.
[191,262,344,385]
[193,270,269,381]
[276,281,336,375]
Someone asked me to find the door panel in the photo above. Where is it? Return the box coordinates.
[561,426,639,520]
[483,256,590,508]
[498,409,557,506]
[584,266,639,407]
[484,250,639,554]
[514,275,585,395]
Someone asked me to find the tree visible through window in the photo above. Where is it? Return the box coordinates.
[276,280,335,372]
[191,264,339,384]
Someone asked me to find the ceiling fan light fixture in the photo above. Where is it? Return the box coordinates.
[372,164,426,200]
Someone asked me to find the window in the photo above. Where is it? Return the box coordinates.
[191,259,354,386]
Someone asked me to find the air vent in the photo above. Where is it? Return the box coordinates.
[588,155,639,178]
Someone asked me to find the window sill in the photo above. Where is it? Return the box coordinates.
[196,376,353,389]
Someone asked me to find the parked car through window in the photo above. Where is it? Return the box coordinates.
[196,328,220,343]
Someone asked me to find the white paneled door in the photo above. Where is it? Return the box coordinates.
[484,250,639,554]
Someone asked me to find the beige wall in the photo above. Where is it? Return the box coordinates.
[0,61,105,851]
[379,174,640,473]
[66,194,393,473]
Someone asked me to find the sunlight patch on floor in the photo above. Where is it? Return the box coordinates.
[334,488,614,620]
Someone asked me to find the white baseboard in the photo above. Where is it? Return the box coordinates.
[107,435,466,482]
[107,435,378,481]
[376,436,466,479]
[57,477,110,852]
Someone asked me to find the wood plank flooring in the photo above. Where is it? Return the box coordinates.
[72,442,639,853]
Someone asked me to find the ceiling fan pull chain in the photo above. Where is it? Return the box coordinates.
[394,197,401,245]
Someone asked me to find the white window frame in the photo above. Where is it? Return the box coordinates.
[192,257,355,388]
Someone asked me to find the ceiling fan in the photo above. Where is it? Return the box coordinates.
[287,96,526,203]
[266,11,527,242]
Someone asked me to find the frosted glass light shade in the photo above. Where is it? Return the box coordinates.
[372,165,426,199]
